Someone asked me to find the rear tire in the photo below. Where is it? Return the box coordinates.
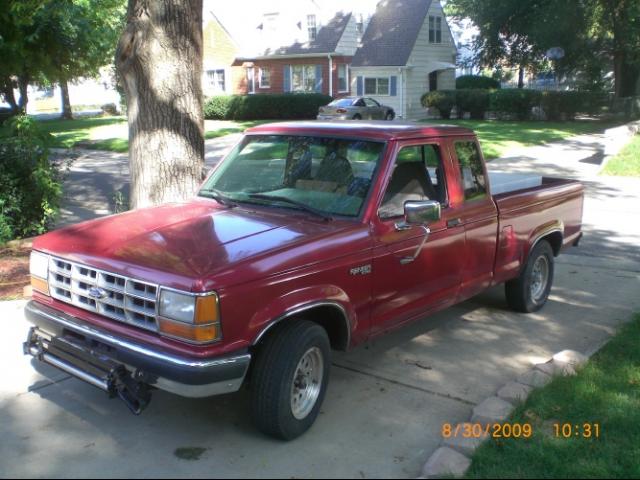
[505,240,554,313]
[250,320,331,440]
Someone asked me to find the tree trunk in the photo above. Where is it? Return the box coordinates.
[60,79,73,119]
[518,66,525,89]
[115,0,204,209]
[17,75,29,114]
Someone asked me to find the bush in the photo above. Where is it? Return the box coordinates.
[100,103,119,116]
[0,116,62,243]
[455,89,491,120]
[421,90,457,119]
[456,75,500,90]
[490,89,541,120]
[204,93,333,121]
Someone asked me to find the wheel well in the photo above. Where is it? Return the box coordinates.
[254,305,350,352]
[536,231,563,256]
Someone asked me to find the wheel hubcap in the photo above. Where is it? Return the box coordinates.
[530,255,549,302]
[290,347,324,420]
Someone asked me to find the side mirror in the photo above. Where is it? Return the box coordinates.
[404,200,441,225]
[395,200,441,265]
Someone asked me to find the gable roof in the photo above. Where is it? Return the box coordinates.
[261,11,352,57]
[352,0,432,67]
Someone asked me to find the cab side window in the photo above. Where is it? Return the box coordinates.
[455,141,486,201]
[379,144,447,219]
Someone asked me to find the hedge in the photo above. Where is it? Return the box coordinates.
[456,75,500,90]
[456,89,490,120]
[204,93,333,121]
[421,90,457,119]
[0,116,61,243]
[490,89,542,120]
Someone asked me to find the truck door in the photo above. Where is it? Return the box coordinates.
[370,140,465,331]
[449,138,499,300]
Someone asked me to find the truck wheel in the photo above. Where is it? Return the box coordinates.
[250,320,331,440]
[505,240,554,313]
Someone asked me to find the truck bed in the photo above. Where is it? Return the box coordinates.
[491,176,584,285]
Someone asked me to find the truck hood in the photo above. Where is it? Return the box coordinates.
[34,199,366,291]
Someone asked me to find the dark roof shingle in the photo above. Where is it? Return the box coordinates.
[352,0,432,67]
[265,11,352,56]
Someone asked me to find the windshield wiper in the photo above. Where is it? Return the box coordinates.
[248,193,333,221]
[198,188,237,207]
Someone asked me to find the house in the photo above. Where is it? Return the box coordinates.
[202,11,241,96]
[350,0,458,120]
[232,5,360,98]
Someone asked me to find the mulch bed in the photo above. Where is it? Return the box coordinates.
[0,244,31,300]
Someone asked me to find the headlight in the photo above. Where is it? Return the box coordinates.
[29,251,50,295]
[158,289,221,344]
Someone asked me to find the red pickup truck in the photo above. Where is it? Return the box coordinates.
[24,122,583,439]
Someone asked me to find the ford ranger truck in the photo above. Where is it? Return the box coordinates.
[24,121,583,440]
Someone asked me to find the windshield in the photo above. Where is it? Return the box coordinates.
[328,98,356,107]
[200,135,386,218]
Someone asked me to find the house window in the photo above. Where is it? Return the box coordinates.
[259,68,271,88]
[247,67,255,93]
[291,65,316,92]
[307,15,317,41]
[364,77,390,95]
[429,16,442,43]
[338,65,349,92]
[206,69,226,93]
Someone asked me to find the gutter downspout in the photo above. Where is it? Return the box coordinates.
[328,54,333,97]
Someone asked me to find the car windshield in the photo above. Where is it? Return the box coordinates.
[199,135,386,218]
[328,98,355,107]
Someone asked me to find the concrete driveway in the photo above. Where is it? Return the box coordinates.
[2,128,640,478]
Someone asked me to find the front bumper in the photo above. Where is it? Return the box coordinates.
[23,301,251,409]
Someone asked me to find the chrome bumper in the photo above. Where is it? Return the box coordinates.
[23,301,251,408]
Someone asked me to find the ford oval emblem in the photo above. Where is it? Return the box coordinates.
[88,287,107,299]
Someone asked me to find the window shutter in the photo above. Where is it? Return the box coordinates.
[356,76,363,96]
[390,76,397,96]
[315,65,323,93]
[283,65,291,92]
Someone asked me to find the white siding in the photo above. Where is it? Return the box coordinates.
[403,0,458,120]
[334,15,359,56]
[350,67,404,117]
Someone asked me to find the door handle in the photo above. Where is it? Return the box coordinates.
[447,218,462,228]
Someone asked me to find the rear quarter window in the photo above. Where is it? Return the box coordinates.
[455,141,487,201]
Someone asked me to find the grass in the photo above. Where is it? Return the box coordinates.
[601,134,640,177]
[465,314,640,479]
[25,115,273,152]
[420,119,617,159]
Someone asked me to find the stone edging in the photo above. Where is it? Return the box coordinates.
[418,349,589,479]
[600,119,640,171]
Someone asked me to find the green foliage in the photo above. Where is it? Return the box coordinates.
[204,94,333,121]
[602,134,640,177]
[490,88,541,120]
[0,116,61,243]
[421,90,457,119]
[456,75,500,90]
[455,89,491,119]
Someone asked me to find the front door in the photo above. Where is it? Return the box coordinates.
[370,141,465,332]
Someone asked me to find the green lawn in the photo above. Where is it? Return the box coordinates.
[601,134,640,177]
[466,314,640,479]
[420,119,616,159]
[28,115,273,152]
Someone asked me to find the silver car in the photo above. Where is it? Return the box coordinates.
[317,97,395,121]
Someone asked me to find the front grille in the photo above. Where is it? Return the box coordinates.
[48,257,159,332]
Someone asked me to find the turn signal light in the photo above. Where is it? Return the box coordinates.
[195,295,219,325]
[30,276,49,296]
[158,318,220,344]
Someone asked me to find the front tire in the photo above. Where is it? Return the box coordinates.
[505,240,554,313]
[250,320,331,440]
[385,111,395,121]
[352,114,362,120]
